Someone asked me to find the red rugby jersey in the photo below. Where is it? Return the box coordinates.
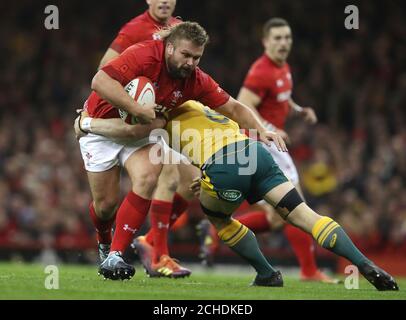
[85,40,230,119]
[243,54,293,129]
[110,10,181,54]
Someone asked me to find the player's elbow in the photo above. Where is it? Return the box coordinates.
[91,71,106,93]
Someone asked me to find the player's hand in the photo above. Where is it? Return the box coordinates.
[127,117,167,137]
[259,130,288,152]
[190,176,202,198]
[275,128,290,144]
[300,107,317,124]
[134,102,156,124]
[73,110,89,140]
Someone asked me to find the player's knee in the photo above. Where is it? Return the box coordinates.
[275,188,304,220]
[132,171,160,195]
[94,197,119,219]
[287,204,322,231]
[200,205,231,230]
[158,165,180,193]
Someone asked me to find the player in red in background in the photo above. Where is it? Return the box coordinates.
[99,0,181,68]
[91,0,195,278]
[198,18,339,283]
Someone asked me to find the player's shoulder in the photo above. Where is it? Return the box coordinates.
[125,39,163,56]
[119,11,151,33]
[192,67,216,86]
[170,16,183,25]
[246,55,273,80]
[120,40,164,68]
[125,10,150,26]
[251,55,274,71]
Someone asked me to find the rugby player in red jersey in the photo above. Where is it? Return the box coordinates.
[198,18,338,283]
[90,0,195,278]
[79,21,287,280]
[99,0,180,68]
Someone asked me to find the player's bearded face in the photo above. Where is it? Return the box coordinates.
[166,40,204,79]
[264,26,292,64]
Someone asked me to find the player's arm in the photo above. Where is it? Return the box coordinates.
[237,87,263,117]
[289,98,317,124]
[74,111,166,140]
[238,87,289,142]
[91,70,155,123]
[98,48,120,69]
[216,97,287,152]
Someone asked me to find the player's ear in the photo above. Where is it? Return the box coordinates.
[262,37,268,48]
[146,0,152,6]
[167,43,174,55]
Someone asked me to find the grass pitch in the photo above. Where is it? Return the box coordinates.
[0,262,405,300]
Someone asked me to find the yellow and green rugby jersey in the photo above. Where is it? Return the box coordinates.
[165,100,248,167]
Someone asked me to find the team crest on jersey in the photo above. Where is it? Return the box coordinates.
[170,90,183,107]
[217,189,242,202]
[276,79,284,87]
[152,33,161,40]
[173,90,182,99]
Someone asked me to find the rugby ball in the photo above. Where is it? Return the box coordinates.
[119,76,155,124]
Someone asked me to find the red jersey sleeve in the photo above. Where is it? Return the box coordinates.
[194,69,230,108]
[243,65,269,99]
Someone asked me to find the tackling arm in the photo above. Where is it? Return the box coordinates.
[237,87,263,118]
[74,112,166,140]
[237,87,278,131]
[216,97,287,152]
[216,97,267,133]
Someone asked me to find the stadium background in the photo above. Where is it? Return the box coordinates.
[0,0,405,276]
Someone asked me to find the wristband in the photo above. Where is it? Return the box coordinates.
[291,103,304,113]
[80,117,93,133]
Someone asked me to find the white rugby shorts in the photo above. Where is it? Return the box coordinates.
[79,133,188,172]
[255,142,300,206]
[266,142,299,185]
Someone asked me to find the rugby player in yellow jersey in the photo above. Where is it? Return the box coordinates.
[75,101,398,290]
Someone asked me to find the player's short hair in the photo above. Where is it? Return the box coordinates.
[263,17,290,38]
[160,21,209,47]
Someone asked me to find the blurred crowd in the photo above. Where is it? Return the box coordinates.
[0,0,405,263]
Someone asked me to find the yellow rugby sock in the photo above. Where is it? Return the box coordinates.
[218,219,276,276]
[312,217,368,266]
